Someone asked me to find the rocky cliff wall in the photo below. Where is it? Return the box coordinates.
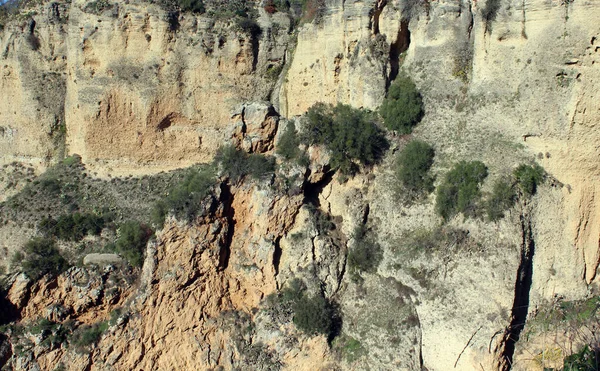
[0,0,599,370]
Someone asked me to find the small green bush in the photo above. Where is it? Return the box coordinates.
[280,278,306,303]
[395,140,435,200]
[274,279,337,337]
[39,213,105,241]
[293,294,334,336]
[486,179,516,221]
[237,17,261,38]
[29,318,73,348]
[247,153,277,179]
[21,238,69,280]
[39,177,61,195]
[563,345,599,371]
[277,121,302,161]
[302,103,388,175]
[112,221,152,267]
[215,145,276,183]
[379,74,424,134]
[347,225,382,274]
[481,0,501,30]
[72,321,108,349]
[152,167,215,226]
[83,0,113,14]
[436,161,488,220]
[513,164,545,196]
[177,0,205,13]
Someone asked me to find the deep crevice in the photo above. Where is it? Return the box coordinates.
[302,168,335,208]
[466,0,474,40]
[371,0,388,35]
[496,209,535,370]
[250,34,260,72]
[273,236,282,277]
[387,20,410,88]
[0,290,21,326]
[0,333,12,368]
[218,183,235,271]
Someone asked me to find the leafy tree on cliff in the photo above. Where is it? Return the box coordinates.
[379,74,424,134]
[302,103,389,175]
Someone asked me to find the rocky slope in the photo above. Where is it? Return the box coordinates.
[0,0,599,370]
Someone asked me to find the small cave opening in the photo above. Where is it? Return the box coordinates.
[388,20,411,87]
[156,113,177,132]
[0,294,20,326]
[302,167,335,208]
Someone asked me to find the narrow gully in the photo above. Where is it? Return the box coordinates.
[496,210,535,370]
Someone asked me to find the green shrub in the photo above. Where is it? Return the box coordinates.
[334,335,366,363]
[277,121,301,161]
[177,0,205,13]
[21,238,69,280]
[215,145,275,183]
[481,0,501,30]
[485,179,516,221]
[513,164,545,196]
[293,294,334,336]
[202,0,253,19]
[39,177,61,195]
[395,140,435,200]
[112,221,152,267]
[347,225,382,274]
[302,103,388,175]
[274,279,337,337]
[563,345,599,371]
[280,278,306,303]
[40,213,105,241]
[398,227,443,253]
[30,318,73,348]
[247,153,277,179]
[435,161,488,220]
[237,17,262,38]
[379,74,424,134]
[152,167,215,226]
[83,0,113,14]
[72,321,108,348]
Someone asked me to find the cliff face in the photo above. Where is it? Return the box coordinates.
[1,0,600,370]
[1,0,290,178]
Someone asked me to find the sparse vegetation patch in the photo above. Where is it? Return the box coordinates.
[39,212,106,242]
[395,140,435,202]
[513,163,545,196]
[152,166,216,226]
[485,179,516,221]
[107,221,153,267]
[268,279,339,339]
[215,145,275,183]
[347,225,382,275]
[71,321,108,349]
[15,238,69,280]
[435,160,488,220]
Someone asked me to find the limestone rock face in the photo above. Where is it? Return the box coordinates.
[63,0,290,176]
[0,2,69,168]
[1,0,600,370]
[279,0,391,117]
[0,0,291,177]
